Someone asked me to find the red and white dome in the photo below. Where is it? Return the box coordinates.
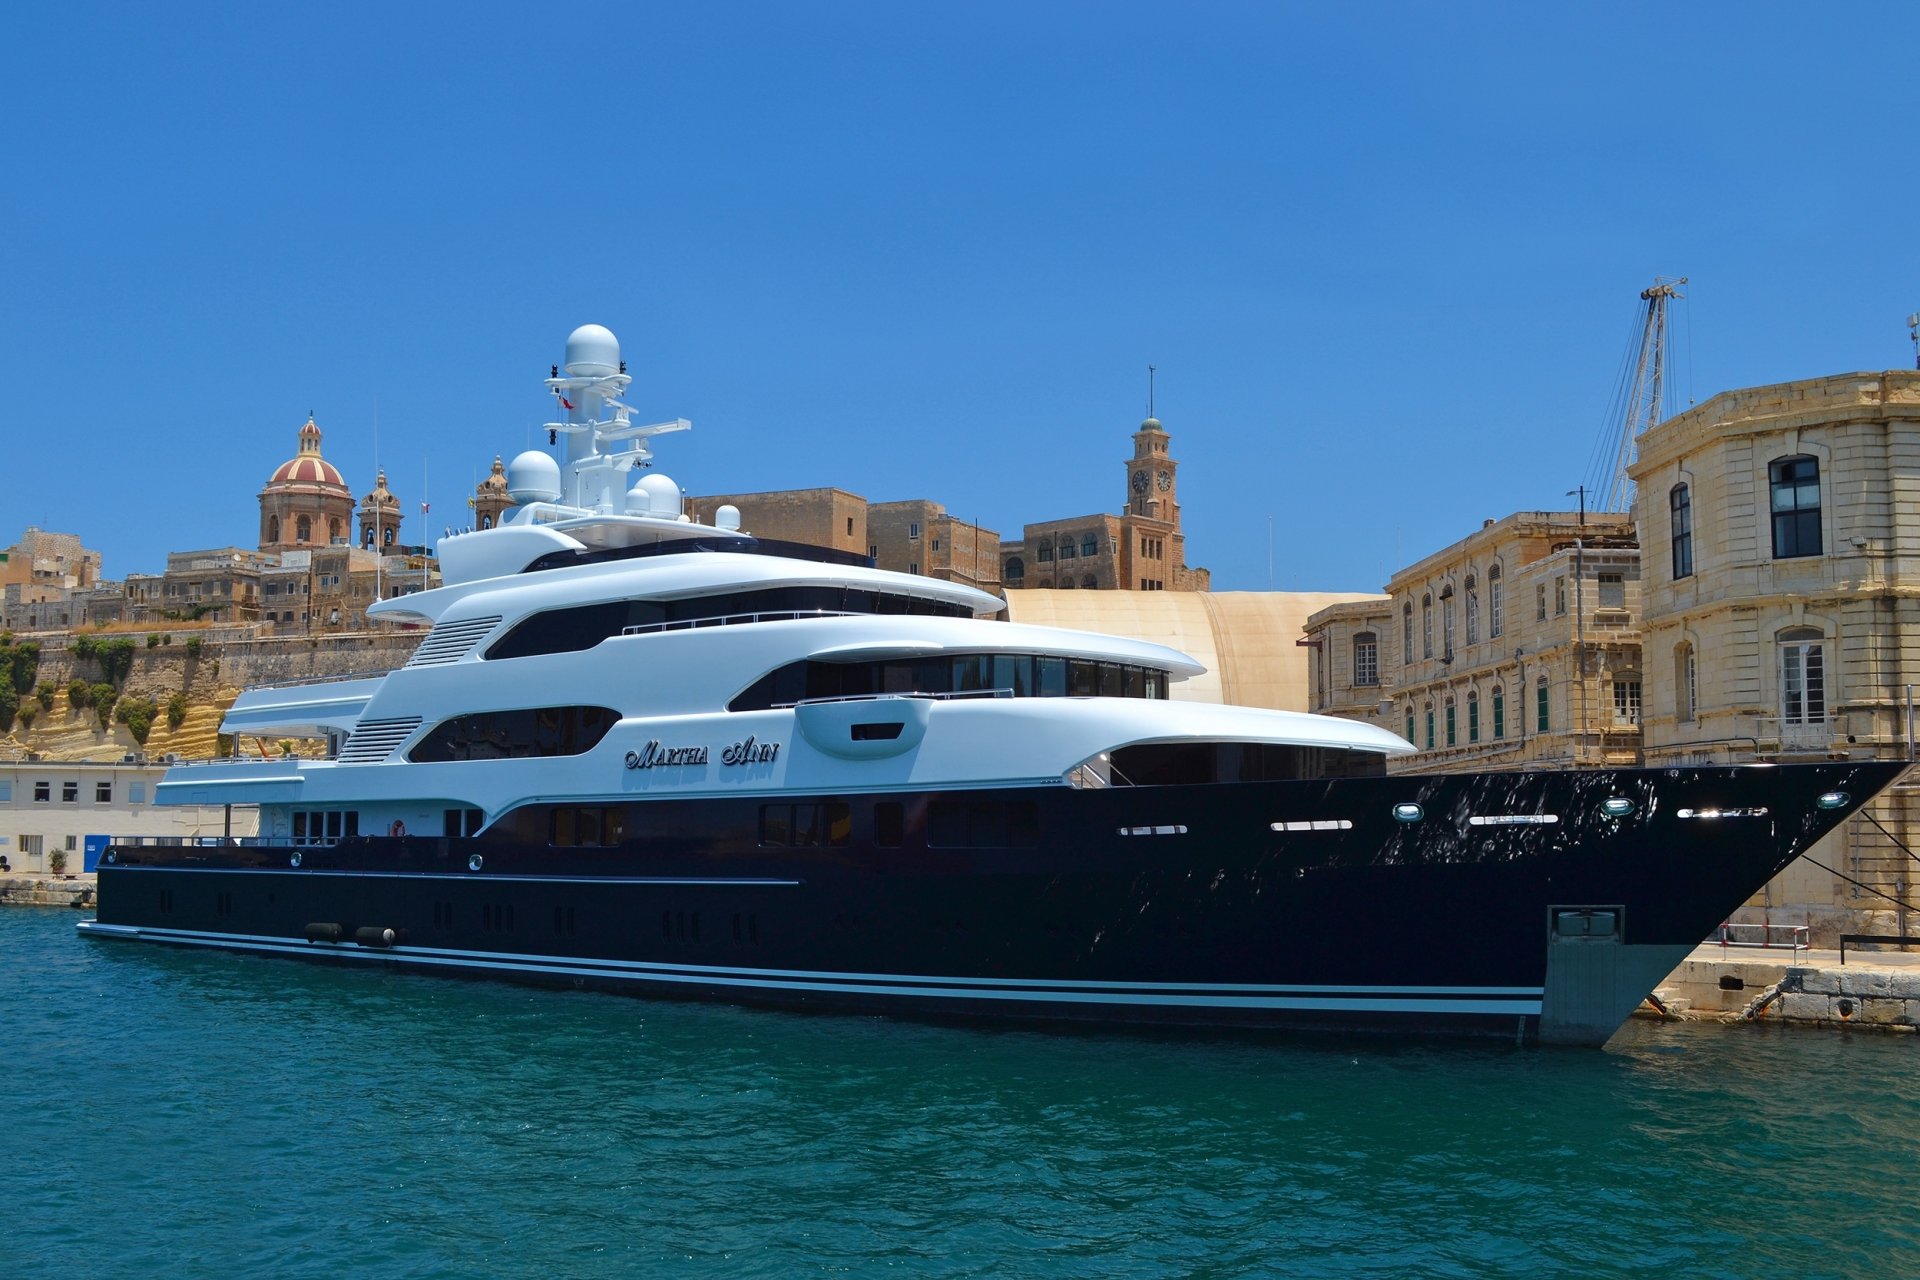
[262,416,349,493]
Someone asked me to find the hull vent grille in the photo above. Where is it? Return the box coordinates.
[405,616,503,667]
[338,716,424,763]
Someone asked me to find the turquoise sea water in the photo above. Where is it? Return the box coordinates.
[4,906,1918,1279]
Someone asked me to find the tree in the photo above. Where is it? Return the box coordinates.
[166,691,189,731]
[116,695,157,744]
[68,679,93,708]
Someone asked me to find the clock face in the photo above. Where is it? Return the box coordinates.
[1131,470,1149,493]
[1157,470,1172,491]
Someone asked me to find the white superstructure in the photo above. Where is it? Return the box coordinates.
[159,325,1412,841]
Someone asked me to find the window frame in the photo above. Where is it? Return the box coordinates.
[1769,456,1822,560]
[1670,484,1693,579]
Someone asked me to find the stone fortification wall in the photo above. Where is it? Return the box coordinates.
[27,631,420,701]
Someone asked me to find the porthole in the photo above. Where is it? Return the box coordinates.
[468,853,485,872]
[1392,802,1424,823]
[1601,797,1636,818]
[289,852,302,868]
[105,851,116,865]
[1817,791,1850,811]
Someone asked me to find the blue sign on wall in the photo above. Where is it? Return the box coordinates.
[84,835,110,874]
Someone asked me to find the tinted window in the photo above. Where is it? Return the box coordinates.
[409,705,619,762]
[728,654,1173,710]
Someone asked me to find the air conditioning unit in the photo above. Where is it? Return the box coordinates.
[122,753,137,763]
[162,753,181,764]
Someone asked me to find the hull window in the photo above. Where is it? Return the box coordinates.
[550,807,628,847]
[928,799,1040,848]
[759,802,853,848]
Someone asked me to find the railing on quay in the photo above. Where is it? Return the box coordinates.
[1715,919,1809,959]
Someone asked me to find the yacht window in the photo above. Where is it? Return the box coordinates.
[409,705,619,762]
[551,806,626,847]
[727,653,1173,711]
[488,586,972,661]
[1107,742,1387,785]
[928,798,1040,848]
[874,802,904,847]
[759,802,852,847]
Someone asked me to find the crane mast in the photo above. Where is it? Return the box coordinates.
[1599,277,1685,513]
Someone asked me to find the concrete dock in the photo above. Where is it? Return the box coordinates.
[1647,940,1920,1032]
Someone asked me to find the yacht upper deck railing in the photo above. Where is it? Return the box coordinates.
[780,689,1016,709]
[621,608,863,636]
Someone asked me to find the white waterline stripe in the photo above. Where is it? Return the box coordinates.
[77,923,1544,998]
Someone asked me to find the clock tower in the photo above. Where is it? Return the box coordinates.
[1125,415,1178,523]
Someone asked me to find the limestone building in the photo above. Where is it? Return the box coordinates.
[0,528,100,598]
[999,415,1210,593]
[1307,511,1642,775]
[867,500,1000,591]
[1630,370,1920,929]
[258,416,355,553]
[685,488,869,558]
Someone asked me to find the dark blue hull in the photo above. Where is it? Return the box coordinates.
[81,761,1904,1044]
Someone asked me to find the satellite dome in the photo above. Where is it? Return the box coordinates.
[715,504,742,532]
[634,472,681,518]
[564,324,621,378]
[505,450,563,505]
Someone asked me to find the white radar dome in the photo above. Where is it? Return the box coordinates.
[564,324,621,378]
[505,450,563,505]
[715,504,742,532]
[635,472,681,518]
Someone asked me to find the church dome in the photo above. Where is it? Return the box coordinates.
[264,416,349,493]
[361,469,399,508]
[477,456,509,494]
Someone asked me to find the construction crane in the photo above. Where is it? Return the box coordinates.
[1586,277,1686,514]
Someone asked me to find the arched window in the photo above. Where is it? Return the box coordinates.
[1403,603,1414,665]
[1465,574,1479,646]
[1467,688,1480,742]
[1770,456,1821,559]
[296,515,311,543]
[267,515,280,543]
[1037,542,1055,563]
[364,526,376,549]
[328,517,342,543]
[1422,594,1433,659]
[1444,697,1457,747]
[1424,702,1435,750]
[1670,484,1693,578]
[1352,631,1379,686]
[1676,643,1696,723]
[1405,706,1416,743]
[1440,584,1455,658]
[1081,574,1097,589]
[479,515,493,530]
[1491,685,1505,738]
[1060,577,1074,589]
[1488,564,1503,638]
[1779,626,1825,726]
[1005,557,1025,583]
[1081,534,1098,557]
[1536,678,1551,732]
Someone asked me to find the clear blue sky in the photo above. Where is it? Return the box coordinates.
[4,3,1916,592]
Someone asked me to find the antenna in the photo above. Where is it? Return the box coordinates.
[1908,312,1919,371]
[1147,364,1156,419]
